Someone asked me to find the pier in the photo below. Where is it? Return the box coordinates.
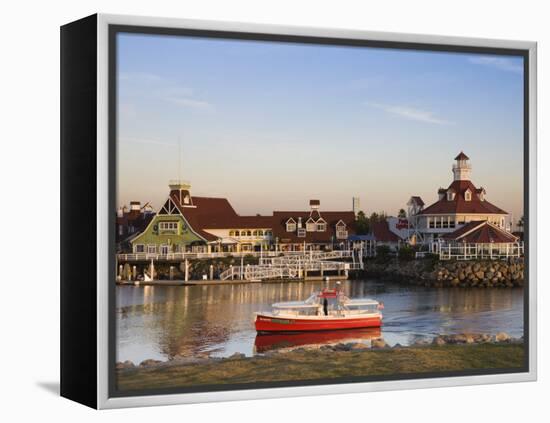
[116,249,365,283]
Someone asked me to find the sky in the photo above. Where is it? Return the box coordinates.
[117,32,525,223]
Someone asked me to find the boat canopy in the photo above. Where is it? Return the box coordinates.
[345,298,379,306]
[272,301,319,309]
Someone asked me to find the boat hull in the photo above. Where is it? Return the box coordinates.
[255,313,382,332]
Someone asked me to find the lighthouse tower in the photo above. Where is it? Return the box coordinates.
[452,151,472,181]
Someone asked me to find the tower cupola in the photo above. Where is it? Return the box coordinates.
[452,152,471,181]
[169,180,193,207]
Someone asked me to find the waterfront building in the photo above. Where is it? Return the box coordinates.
[272,200,356,251]
[406,152,521,258]
[408,152,511,244]
[129,181,272,254]
[116,201,155,251]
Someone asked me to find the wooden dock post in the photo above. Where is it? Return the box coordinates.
[184,258,189,282]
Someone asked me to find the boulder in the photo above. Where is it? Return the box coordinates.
[371,338,388,349]
[349,342,370,350]
[432,336,446,346]
[495,332,511,343]
[228,352,246,360]
[139,359,162,367]
[116,360,135,370]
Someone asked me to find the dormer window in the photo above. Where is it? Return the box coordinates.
[286,218,296,232]
[336,220,347,239]
[464,189,472,201]
[315,218,326,232]
[447,190,455,201]
[183,194,190,204]
[306,218,316,232]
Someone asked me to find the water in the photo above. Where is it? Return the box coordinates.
[116,279,524,363]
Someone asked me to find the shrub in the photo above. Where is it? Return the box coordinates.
[375,245,392,264]
[398,245,416,261]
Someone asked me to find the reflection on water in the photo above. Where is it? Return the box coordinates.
[116,279,524,363]
[254,328,382,353]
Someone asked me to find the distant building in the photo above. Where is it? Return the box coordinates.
[272,200,356,251]
[407,152,518,252]
[116,201,155,251]
[352,197,361,217]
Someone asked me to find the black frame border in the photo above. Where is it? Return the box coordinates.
[107,24,530,399]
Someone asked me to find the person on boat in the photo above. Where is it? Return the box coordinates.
[323,297,328,316]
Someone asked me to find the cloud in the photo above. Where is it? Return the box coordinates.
[168,97,214,111]
[468,56,523,74]
[366,102,452,125]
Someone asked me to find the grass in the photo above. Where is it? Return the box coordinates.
[116,343,524,391]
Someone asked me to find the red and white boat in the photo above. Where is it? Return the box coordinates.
[254,285,383,333]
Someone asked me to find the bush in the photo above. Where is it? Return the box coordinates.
[375,245,392,264]
[398,245,416,262]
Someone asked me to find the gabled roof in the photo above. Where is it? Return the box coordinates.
[408,196,425,206]
[272,211,356,243]
[371,221,402,243]
[455,151,470,160]
[420,180,507,215]
[168,194,272,242]
[443,221,517,243]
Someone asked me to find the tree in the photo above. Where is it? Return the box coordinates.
[517,215,524,232]
[355,210,369,235]
[398,208,407,219]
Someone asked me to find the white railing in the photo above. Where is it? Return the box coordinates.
[117,249,354,263]
[219,260,361,281]
[438,242,524,261]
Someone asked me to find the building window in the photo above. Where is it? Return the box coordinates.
[306,221,316,232]
[135,244,145,253]
[265,230,273,237]
[297,228,306,237]
[447,191,455,201]
[160,245,169,255]
[258,230,264,236]
[286,222,296,232]
[336,230,348,239]
[229,230,235,237]
[316,223,326,232]
[464,190,472,201]
[159,221,179,232]
[246,230,252,236]
[147,245,157,254]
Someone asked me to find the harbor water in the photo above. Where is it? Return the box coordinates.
[116,279,524,363]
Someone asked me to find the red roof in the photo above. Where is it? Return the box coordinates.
[272,211,356,243]
[455,151,470,160]
[420,180,507,215]
[443,221,517,243]
[409,196,425,206]
[170,194,273,241]
[371,221,401,243]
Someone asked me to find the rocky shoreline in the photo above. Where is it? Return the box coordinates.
[116,332,522,370]
[115,333,525,391]
[359,259,524,288]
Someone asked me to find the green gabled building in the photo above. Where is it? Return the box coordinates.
[129,181,209,254]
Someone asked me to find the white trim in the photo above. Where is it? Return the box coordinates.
[96,13,537,409]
